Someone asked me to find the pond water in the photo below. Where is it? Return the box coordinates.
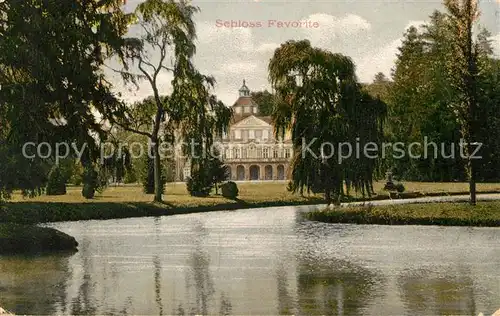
[1,205,499,315]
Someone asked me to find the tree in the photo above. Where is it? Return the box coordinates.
[113,0,231,202]
[141,152,166,195]
[186,161,213,197]
[443,0,482,205]
[0,0,134,199]
[363,72,392,103]
[45,165,67,196]
[268,40,386,205]
[207,155,230,195]
[251,90,275,116]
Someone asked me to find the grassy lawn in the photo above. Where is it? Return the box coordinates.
[305,201,500,227]
[1,181,499,224]
[9,181,500,204]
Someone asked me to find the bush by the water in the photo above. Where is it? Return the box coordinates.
[0,223,78,254]
[46,166,67,195]
[221,181,239,199]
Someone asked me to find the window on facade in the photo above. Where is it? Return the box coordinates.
[235,107,242,114]
[242,148,247,158]
[235,129,241,139]
[263,148,269,158]
[243,106,250,113]
[255,130,262,139]
[225,148,230,159]
[233,148,240,159]
[249,130,255,139]
[263,130,269,140]
[273,149,278,158]
[252,107,258,114]
[285,148,291,158]
[242,130,249,140]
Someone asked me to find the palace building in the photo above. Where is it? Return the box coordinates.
[176,80,293,181]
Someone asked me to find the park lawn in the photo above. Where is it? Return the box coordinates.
[9,181,500,204]
[2,181,499,225]
[9,182,316,205]
[305,201,500,227]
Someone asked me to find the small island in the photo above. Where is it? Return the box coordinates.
[0,224,78,255]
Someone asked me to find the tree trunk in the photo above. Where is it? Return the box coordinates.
[468,150,477,205]
[152,140,162,203]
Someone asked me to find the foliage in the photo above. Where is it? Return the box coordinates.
[395,183,406,193]
[113,0,232,202]
[45,165,67,196]
[250,90,275,116]
[268,39,386,205]
[220,181,239,200]
[206,152,230,194]
[362,72,392,103]
[385,8,499,184]
[0,0,134,199]
[100,141,133,184]
[82,166,99,199]
[141,154,166,195]
[186,173,213,197]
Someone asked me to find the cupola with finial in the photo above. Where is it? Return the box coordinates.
[239,79,250,97]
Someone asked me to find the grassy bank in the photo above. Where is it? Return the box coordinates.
[305,202,500,227]
[1,182,499,224]
[0,224,78,254]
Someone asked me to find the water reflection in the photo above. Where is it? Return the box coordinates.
[0,253,73,315]
[276,261,294,315]
[295,258,383,315]
[398,269,484,316]
[153,218,164,316]
[0,206,499,315]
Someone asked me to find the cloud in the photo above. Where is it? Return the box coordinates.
[219,61,258,74]
[256,42,279,53]
[196,22,254,52]
[491,33,500,57]
[356,38,402,83]
[302,13,371,49]
[355,20,429,83]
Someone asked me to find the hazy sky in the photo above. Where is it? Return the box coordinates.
[109,0,500,106]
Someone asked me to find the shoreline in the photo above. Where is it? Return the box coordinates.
[1,191,500,225]
[305,200,500,227]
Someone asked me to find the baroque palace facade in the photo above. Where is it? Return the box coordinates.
[176,80,293,181]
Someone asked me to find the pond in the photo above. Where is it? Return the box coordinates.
[1,205,499,315]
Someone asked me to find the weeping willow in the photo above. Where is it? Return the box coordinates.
[269,40,386,205]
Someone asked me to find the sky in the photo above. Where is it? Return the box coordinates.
[108,0,500,107]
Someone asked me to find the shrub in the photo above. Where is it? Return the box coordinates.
[46,166,67,195]
[82,166,98,199]
[395,183,406,193]
[221,181,239,199]
[186,173,212,197]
